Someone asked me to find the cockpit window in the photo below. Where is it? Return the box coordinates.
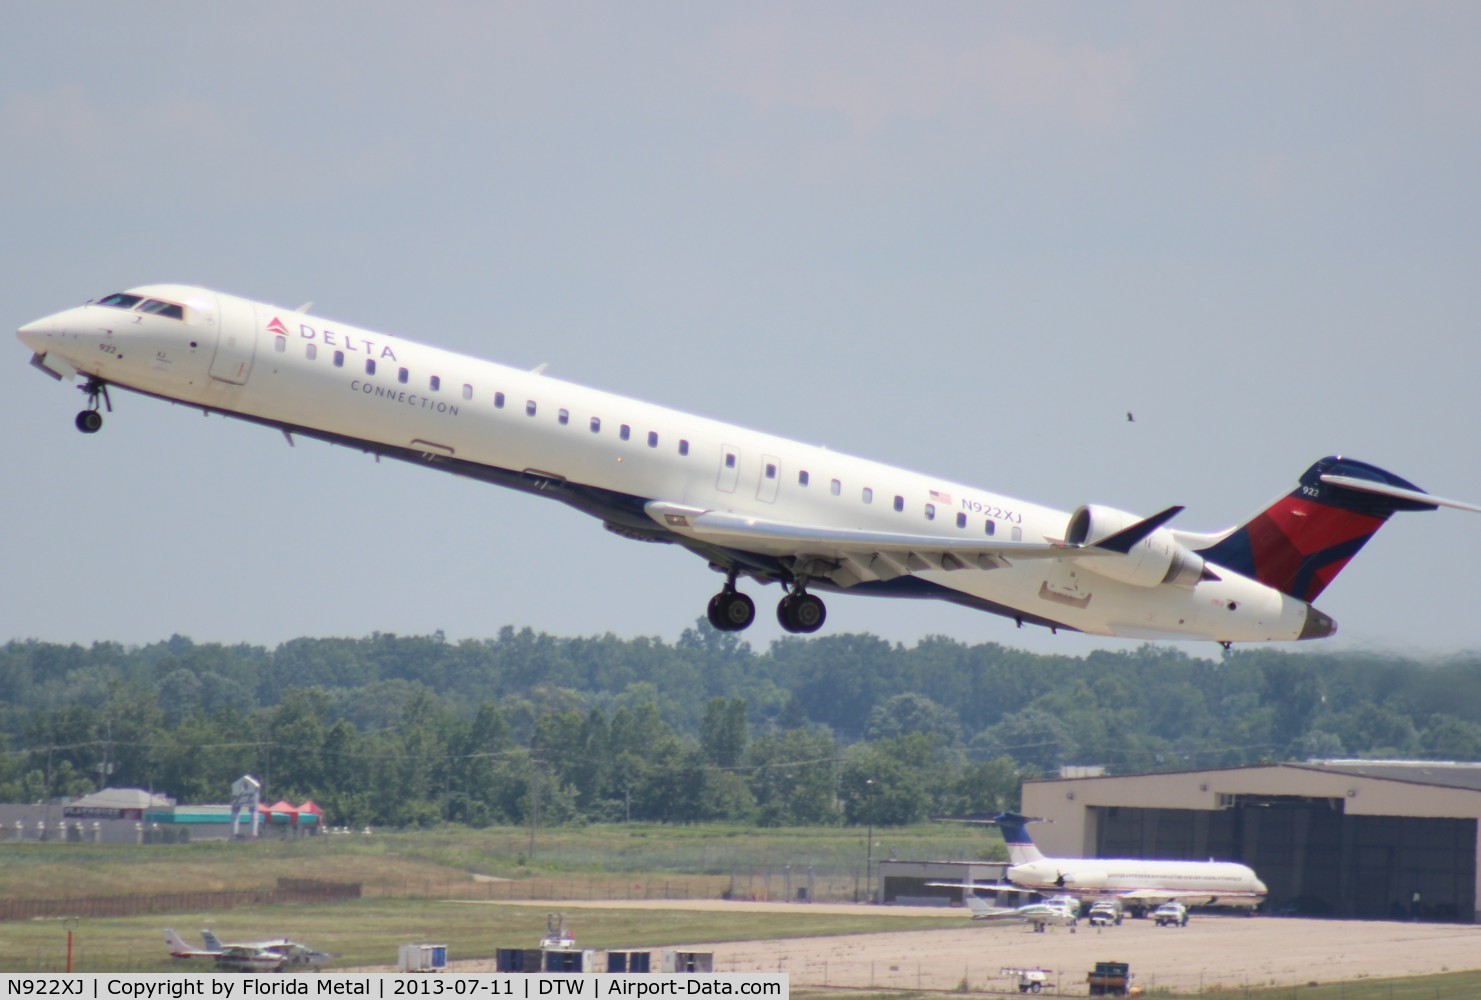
[138,299,185,320]
[97,293,143,309]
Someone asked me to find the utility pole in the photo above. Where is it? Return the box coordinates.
[528,759,540,861]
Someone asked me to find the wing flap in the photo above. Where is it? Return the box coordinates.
[646,501,1087,568]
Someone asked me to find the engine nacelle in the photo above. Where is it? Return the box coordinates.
[1066,504,1208,588]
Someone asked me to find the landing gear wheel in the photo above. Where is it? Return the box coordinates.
[75,376,112,433]
[777,592,826,634]
[706,590,755,632]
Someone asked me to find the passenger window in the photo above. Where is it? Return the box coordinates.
[893,495,904,512]
[679,439,689,456]
[985,520,995,537]
[462,384,473,400]
[956,512,967,529]
[647,431,658,448]
[765,463,777,479]
[274,336,286,353]
[97,293,143,309]
[925,503,936,521]
[398,367,409,384]
[830,479,841,496]
[799,471,810,486]
[526,400,537,417]
[724,452,735,468]
[306,343,317,361]
[559,408,570,425]
[621,424,631,441]
[430,375,441,391]
[590,417,601,433]
[862,487,873,504]
[365,359,376,375]
[334,350,344,367]
[495,392,505,409]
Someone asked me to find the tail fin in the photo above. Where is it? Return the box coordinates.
[994,812,1045,866]
[164,929,190,955]
[200,930,223,953]
[964,894,992,917]
[1197,456,1452,603]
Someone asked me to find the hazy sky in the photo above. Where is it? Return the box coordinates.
[5,3,1480,658]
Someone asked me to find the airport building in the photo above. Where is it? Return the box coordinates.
[874,859,1010,906]
[1020,759,1481,922]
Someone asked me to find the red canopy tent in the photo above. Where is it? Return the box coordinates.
[260,799,299,824]
[295,800,324,828]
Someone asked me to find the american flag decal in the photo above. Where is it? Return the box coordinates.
[930,489,953,505]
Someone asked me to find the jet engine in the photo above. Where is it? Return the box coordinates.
[1066,504,1210,588]
[1057,870,1108,891]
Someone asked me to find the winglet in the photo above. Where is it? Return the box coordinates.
[1092,505,1184,553]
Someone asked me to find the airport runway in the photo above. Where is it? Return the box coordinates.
[446,899,1481,992]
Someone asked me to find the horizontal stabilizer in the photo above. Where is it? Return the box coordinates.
[1319,474,1481,514]
[1092,505,1184,553]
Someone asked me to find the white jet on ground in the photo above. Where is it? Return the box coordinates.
[994,813,1267,914]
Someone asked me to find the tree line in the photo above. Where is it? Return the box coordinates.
[1,624,1479,829]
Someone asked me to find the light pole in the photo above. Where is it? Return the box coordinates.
[864,779,876,904]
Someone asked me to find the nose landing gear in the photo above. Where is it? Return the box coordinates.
[75,377,112,434]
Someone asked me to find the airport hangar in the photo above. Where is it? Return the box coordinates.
[1017,759,1481,922]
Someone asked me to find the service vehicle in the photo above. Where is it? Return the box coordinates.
[1088,898,1124,926]
[1153,901,1189,927]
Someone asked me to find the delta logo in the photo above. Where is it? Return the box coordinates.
[266,317,290,336]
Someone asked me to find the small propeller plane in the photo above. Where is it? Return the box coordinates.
[19,285,1481,644]
[963,893,1081,933]
[165,928,333,972]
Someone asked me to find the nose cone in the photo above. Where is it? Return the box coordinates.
[1299,606,1337,640]
[17,315,55,352]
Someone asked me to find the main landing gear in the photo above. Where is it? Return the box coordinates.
[705,572,827,635]
[75,377,111,434]
[707,587,756,632]
[777,590,826,634]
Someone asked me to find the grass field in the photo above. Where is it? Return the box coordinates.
[0,822,998,900]
[0,898,961,973]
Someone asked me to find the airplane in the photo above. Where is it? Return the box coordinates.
[165,928,333,972]
[19,285,1481,644]
[928,888,1080,932]
[992,812,1268,914]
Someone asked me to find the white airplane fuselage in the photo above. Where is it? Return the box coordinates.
[10,285,1364,642]
[1007,858,1267,909]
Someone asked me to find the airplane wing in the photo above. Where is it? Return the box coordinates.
[645,502,1181,584]
[1109,888,1262,904]
[926,881,1036,895]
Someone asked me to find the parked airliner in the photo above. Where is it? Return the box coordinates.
[18,285,1481,643]
[995,813,1267,913]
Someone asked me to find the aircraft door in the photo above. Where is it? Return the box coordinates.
[757,455,781,503]
[716,445,740,493]
[210,294,258,384]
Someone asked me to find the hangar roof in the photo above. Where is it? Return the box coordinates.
[1029,760,1481,795]
[1296,759,1481,793]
